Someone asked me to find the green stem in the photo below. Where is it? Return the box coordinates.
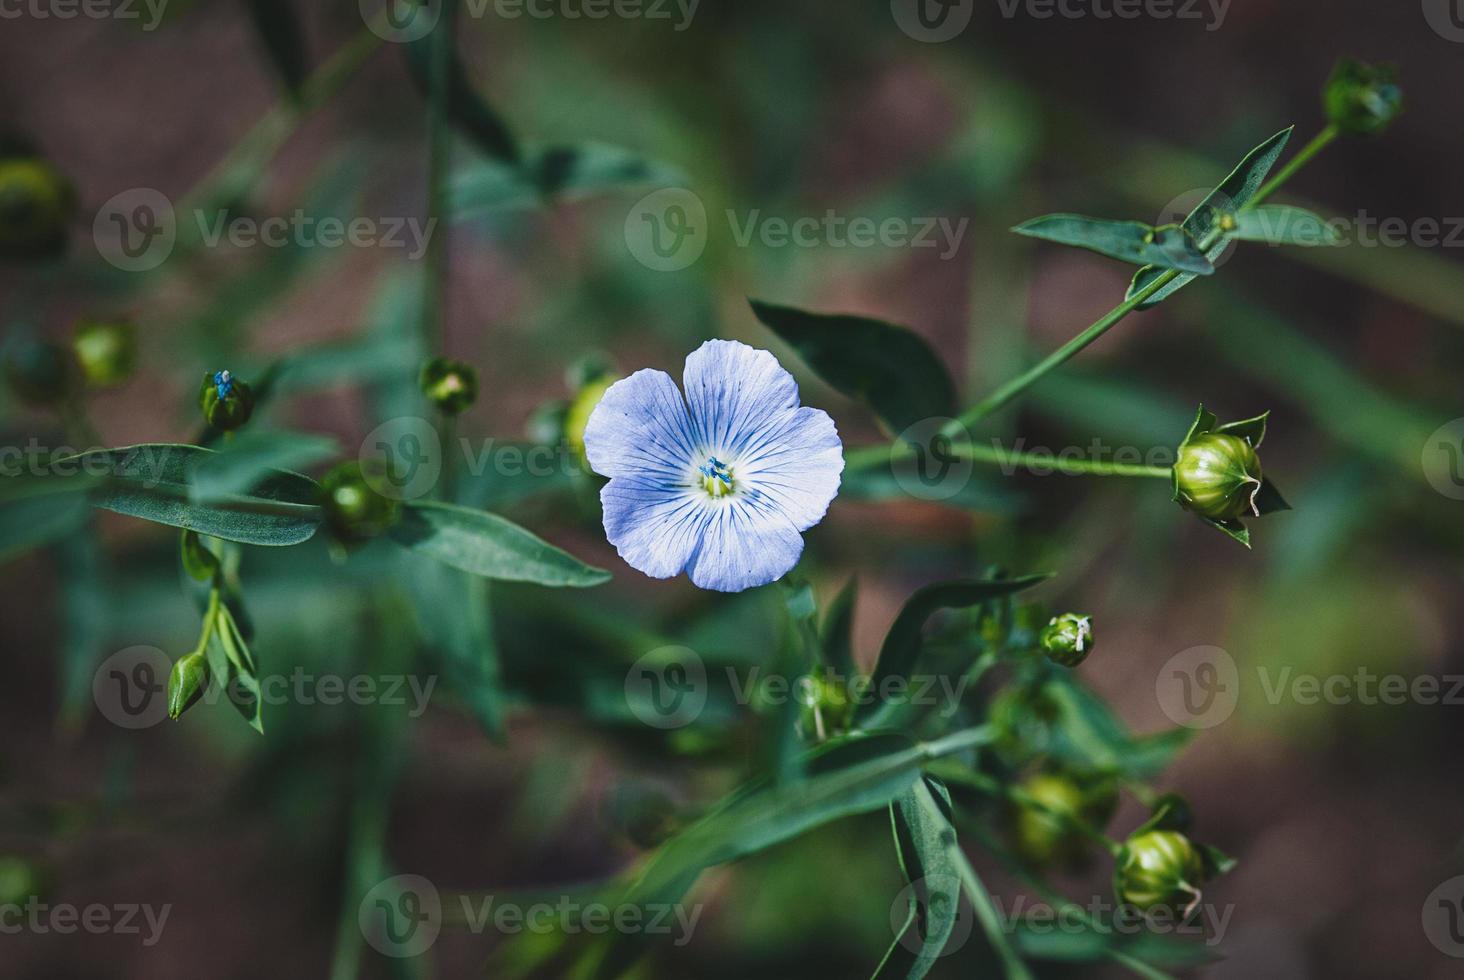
[192,587,222,656]
[850,438,1173,479]
[885,123,1338,448]
[419,0,457,354]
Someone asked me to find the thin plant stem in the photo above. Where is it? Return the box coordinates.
[420,0,457,355]
[847,441,1173,479]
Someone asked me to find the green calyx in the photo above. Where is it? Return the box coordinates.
[198,370,255,432]
[1114,829,1205,915]
[1040,613,1094,667]
[72,317,137,388]
[1172,405,1289,548]
[419,357,479,416]
[0,156,74,261]
[167,651,211,720]
[320,461,402,544]
[1325,59,1402,136]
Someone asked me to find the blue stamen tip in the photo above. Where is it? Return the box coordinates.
[213,370,234,400]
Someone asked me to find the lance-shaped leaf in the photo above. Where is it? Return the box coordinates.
[1127,127,1294,309]
[189,430,339,504]
[43,445,322,546]
[749,300,957,435]
[388,500,610,587]
[1012,215,1215,275]
[874,777,964,980]
[206,604,263,733]
[1227,205,1343,247]
[859,575,1050,727]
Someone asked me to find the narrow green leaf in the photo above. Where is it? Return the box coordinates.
[1045,674,1194,778]
[822,577,858,675]
[1012,215,1214,275]
[878,778,963,979]
[189,430,338,504]
[859,575,1050,725]
[208,606,263,733]
[46,445,322,546]
[0,488,90,564]
[1228,205,1342,246]
[1127,127,1294,309]
[243,0,309,98]
[388,500,610,587]
[749,300,958,435]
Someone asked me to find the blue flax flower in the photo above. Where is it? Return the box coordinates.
[584,340,844,592]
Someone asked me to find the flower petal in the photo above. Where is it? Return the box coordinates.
[682,340,799,455]
[583,368,698,481]
[685,501,805,593]
[737,406,843,531]
[600,478,709,580]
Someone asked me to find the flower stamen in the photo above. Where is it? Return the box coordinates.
[698,456,736,498]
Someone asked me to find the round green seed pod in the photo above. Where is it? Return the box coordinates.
[1040,613,1094,667]
[419,357,478,416]
[1174,433,1261,521]
[198,370,255,432]
[1324,59,1402,136]
[320,461,402,544]
[0,156,74,261]
[1114,830,1205,915]
[1009,772,1117,870]
[72,317,137,388]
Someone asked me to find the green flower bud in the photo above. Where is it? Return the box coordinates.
[0,156,74,261]
[72,317,137,388]
[1040,613,1093,667]
[419,357,478,416]
[198,370,255,432]
[797,671,854,739]
[320,461,401,544]
[1325,59,1401,136]
[1009,772,1117,870]
[180,530,220,582]
[167,652,210,720]
[1114,830,1205,915]
[565,374,616,462]
[1174,433,1261,521]
[3,339,77,406]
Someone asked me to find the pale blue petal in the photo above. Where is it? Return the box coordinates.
[737,406,844,531]
[583,368,698,481]
[599,478,708,580]
[682,340,799,455]
[686,501,804,593]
